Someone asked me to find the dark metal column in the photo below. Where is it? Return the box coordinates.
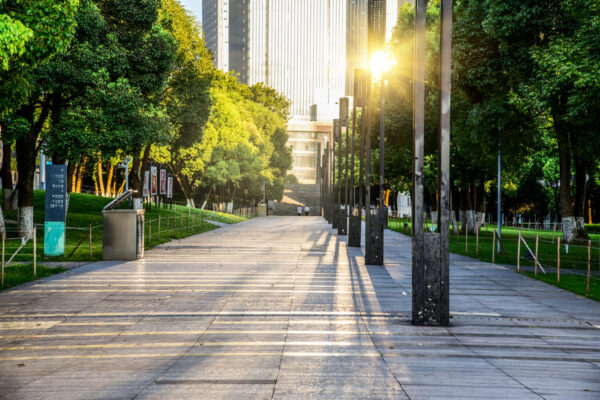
[342,98,350,236]
[412,0,452,327]
[436,0,452,325]
[332,119,340,230]
[411,0,426,323]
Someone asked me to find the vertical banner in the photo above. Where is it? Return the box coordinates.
[167,177,173,199]
[160,169,167,195]
[150,166,158,196]
[143,171,149,197]
[44,164,67,256]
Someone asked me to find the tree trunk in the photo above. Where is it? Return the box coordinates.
[131,146,151,210]
[459,187,467,233]
[16,131,37,238]
[76,159,86,193]
[573,152,589,239]
[16,101,49,238]
[106,164,114,197]
[97,161,105,197]
[1,141,17,211]
[554,111,577,243]
[67,162,76,193]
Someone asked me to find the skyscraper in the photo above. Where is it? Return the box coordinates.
[202,1,403,183]
[202,0,230,72]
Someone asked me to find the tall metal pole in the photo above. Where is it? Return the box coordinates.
[378,79,385,215]
[497,127,502,252]
[350,105,357,209]
[332,120,338,229]
[412,0,426,316]
[413,0,452,326]
[437,0,452,326]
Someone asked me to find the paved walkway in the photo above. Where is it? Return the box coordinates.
[0,217,599,399]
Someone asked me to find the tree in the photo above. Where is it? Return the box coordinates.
[483,0,600,241]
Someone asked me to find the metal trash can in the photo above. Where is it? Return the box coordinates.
[102,191,144,260]
[257,204,267,217]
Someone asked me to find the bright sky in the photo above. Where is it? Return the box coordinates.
[178,0,202,22]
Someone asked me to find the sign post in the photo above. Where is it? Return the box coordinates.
[44,164,67,256]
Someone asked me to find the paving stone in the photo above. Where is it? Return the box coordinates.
[0,217,598,399]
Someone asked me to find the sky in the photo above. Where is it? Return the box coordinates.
[178,0,202,22]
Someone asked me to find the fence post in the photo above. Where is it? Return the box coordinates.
[534,234,539,276]
[476,227,479,257]
[33,226,37,277]
[587,239,591,294]
[492,229,496,264]
[1,233,4,286]
[517,231,521,272]
[89,224,92,261]
[158,216,161,242]
[557,236,561,283]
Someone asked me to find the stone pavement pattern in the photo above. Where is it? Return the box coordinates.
[0,217,599,399]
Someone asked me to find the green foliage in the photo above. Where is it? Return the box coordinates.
[0,0,79,116]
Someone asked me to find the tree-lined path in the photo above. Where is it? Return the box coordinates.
[1,217,599,399]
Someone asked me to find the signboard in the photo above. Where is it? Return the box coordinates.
[150,166,158,196]
[167,176,173,199]
[44,164,67,256]
[160,169,166,195]
[143,171,149,197]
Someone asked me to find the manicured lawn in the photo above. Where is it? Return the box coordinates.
[388,217,600,302]
[1,264,67,291]
[0,191,249,280]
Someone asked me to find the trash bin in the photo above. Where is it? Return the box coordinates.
[258,204,267,217]
[102,191,144,260]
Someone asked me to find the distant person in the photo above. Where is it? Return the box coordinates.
[304,206,310,216]
[297,206,302,216]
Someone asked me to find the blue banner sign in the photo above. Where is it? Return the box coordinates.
[44,164,67,256]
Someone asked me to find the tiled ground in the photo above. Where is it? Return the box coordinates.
[0,217,598,399]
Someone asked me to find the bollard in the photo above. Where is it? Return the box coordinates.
[534,234,539,276]
[492,229,496,264]
[557,236,561,283]
[517,231,521,272]
[89,224,93,261]
[587,240,591,293]
[33,226,37,277]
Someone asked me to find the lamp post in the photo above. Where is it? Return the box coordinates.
[332,119,340,230]
[348,69,369,247]
[338,98,349,236]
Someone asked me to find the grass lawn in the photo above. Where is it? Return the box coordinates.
[0,191,249,290]
[388,217,600,302]
[1,264,67,291]
[521,271,600,302]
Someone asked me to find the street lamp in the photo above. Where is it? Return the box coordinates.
[363,50,395,266]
